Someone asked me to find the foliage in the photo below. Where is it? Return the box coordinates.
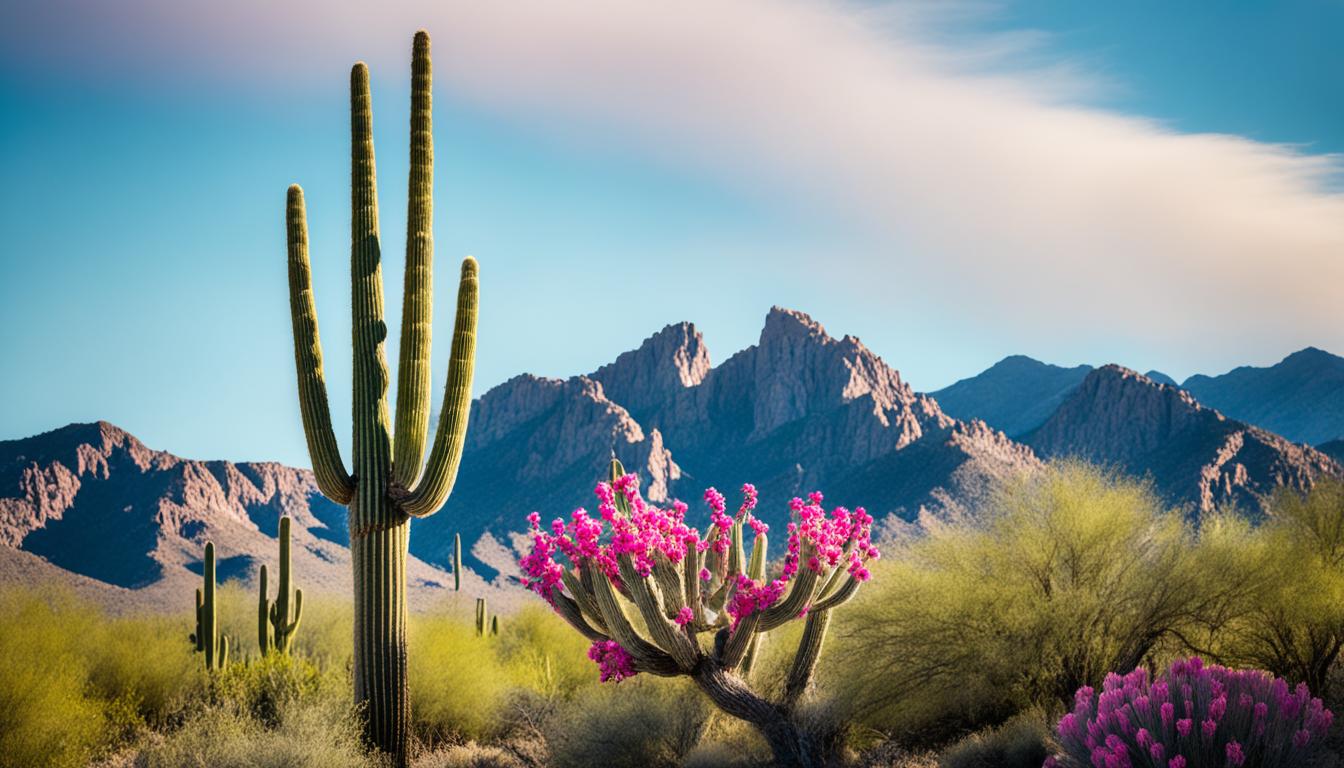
[1188,480,1344,698]
[542,678,710,768]
[830,462,1218,740]
[936,711,1052,768]
[1050,657,1334,768]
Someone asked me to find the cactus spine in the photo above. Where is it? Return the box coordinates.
[453,532,462,591]
[198,542,229,671]
[258,516,304,655]
[284,30,478,764]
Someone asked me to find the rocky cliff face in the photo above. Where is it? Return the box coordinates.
[1182,347,1344,446]
[0,422,487,610]
[427,307,1038,548]
[1028,366,1341,514]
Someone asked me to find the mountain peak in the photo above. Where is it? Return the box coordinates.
[761,306,827,344]
[590,321,711,419]
[1182,346,1344,445]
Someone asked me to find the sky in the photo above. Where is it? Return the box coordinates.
[1,1,1342,466]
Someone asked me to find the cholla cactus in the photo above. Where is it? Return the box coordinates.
[520,459,879,767]
[1050,657,1334,768]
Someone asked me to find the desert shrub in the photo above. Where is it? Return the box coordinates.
[542,678,711,768]
[0,587,108,767]
[208,651,334,726]
[937,711,1051,768]
[1049,657,1334,767]
[85,610,201,726]
[137,692,370,768]
[493,604,595,698]
[1190,480,1344,699]
[829,462,1223,741]
[411,742,523,768]
[407,612,514,741]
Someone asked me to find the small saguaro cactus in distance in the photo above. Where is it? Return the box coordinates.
[257,515,304,655]
[195,541,229,671]
[453,532,462,591]
[520,459,879,768]
[490,615,499,637]
[284,30,479,764]
[475,597,488,637]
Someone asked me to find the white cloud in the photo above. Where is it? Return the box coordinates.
[12,0,1344,363]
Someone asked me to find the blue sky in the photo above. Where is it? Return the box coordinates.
[1,1,1342,466]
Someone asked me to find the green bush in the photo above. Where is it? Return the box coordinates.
[542,678,710,768]
[828,462,1215,741]
[0,587,108,768]
[136,693,370,768]
[936,711,1051,768]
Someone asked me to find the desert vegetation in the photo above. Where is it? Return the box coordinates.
[5,465,1344,767]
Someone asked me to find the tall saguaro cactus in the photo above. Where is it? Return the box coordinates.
[191,542,229,671]
[520,460,879,768]
[257,515,304,655]
[284,30,478,764]
[453,532,462,591]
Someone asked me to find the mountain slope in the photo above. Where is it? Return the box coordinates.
[1027,366,1341,514]
[0,422,493,611]
[429,307,1042,543]
[1181,348,1344,445]
[930,355,1093,437]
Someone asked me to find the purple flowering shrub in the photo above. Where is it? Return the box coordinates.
[1048,657,1334,768]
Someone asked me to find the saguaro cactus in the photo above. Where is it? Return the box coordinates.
[475,597,488,637]
[257,515,304,655]
[284,30,478,764]
[192,542,229,671]
[453,532,462,591]
[520,460,879,768]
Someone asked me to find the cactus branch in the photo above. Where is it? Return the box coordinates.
[286,185,355,504]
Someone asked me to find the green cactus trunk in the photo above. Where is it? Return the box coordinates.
[475,597,488,637]
[199,542,228,671]
[284,31,478,766]
[453,532,462,591]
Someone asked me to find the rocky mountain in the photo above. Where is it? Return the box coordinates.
[0,422,494,611]
[416,307,1041,562]
[1026,366,1342,514]
[1144,370,1177,387]
[930,355,1093,437]
[1181,347,1344,446]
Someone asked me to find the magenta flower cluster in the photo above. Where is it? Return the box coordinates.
[587,639,636,682]
[1047,657,1334,768]
[518,476,879,681]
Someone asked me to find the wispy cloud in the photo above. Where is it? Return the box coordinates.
[9,0,1344,361]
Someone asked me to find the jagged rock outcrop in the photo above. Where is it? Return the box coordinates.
[1028,366,1341,514]
[0,422,490,610]
[590,322,711,421]
[931,355,1094,437]
[1182,347,1344,446]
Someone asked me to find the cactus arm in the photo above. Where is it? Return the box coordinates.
[684,550,704,626]
[585,561,680,675]
[811,573,862,612]
[391,30,436,488]
[453,532,462,591]
[257,564,270,654]
[757,546,822,632]
[561,567,606,631]
[490,616,499,636]
[552,591,609,641]
[193,588,204,651]
[218,635,230,669]
[286,185,355,504]
[402,257,478,517]
[782,609,832,711]
[720,612,762,669]
[617,555,699,669]
[652,552,686,618]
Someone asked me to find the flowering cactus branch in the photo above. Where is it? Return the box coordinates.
[520,458,879,767]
